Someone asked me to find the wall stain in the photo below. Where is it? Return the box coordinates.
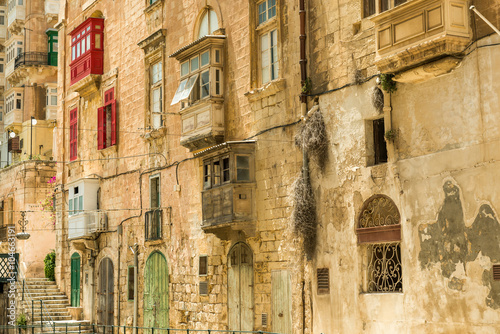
[418,181,500,308]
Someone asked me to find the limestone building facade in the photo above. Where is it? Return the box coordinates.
[53,0,500,333]
[0,0,58,280]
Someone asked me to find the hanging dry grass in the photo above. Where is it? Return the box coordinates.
[372,87,384,113]
[295,109,328,170]
[292,173,317,260]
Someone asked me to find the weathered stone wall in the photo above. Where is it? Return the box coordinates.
[0,161,56,278]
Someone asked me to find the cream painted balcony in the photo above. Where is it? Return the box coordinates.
[4,109,22,128]
[7,3,25,35]
[372,0,471,73]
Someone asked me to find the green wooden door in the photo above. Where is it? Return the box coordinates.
[144,252,169,331]
[228,243,254,331]
[70,253,81,307]
[272,270,292,334]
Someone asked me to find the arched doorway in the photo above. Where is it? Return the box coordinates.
[97,258,114,330]
[70,253,80,307]
[144,252,169,330]
[228,243,254,331]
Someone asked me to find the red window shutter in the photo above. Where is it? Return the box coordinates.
[70,108,78,161]
[105,88,114,104]
[111,100,117,146]
[97,106,105,150]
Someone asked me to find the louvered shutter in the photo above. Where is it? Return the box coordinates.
[111,101,117,145]
[97,107,105,149]
[70,108,78,161]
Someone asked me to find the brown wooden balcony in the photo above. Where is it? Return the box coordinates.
[372,0,471,73]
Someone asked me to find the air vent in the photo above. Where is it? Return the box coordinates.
[317,268,330,294]
[261,313,268,327]
[199,281,208,295]
[493,265,500,281]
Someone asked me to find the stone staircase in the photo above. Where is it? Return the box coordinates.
[19,278,93,334]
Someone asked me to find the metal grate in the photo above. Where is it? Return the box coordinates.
[261,313,268,327]
[359,195,400,228]
[317,268,330,294]
[0,253,18,283]
[145,209,162,240]
[199,281,208,295]
[367,243,402,293]
[493,265,500,281]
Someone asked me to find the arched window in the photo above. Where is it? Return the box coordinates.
[356,195,402,293]
[198,9,219,39]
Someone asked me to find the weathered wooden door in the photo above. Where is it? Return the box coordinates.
[228,243,253,331]
[272,270,292,334]
[70,253,81,307]
[144,252,169,330]
[97,258,114,331]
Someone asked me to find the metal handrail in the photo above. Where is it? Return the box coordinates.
[17,272,55,329]
[0,324,282,334]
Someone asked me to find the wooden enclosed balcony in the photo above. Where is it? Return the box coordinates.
[372,0,471,73]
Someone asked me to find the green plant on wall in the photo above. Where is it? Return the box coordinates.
[301,77,312,94]
[44,251,56,281]
[16,314,27,327]
[384,129,397,141]
[379,74,397,93]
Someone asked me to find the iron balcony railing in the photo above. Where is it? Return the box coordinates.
[14,52,50,69]
[145,209,162,241]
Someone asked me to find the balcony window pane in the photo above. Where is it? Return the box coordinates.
[86,35,90,51]
[201,70,210,98]
[191,57,199,72]
[201,51,210,67]
[222,158,230,182]
[69,199,73,215]
[380,0,389,12]
[78,196,83,213]
[181,61,189,76]
[213,159,221,186]
[236,156,250,181]
[95,34,101,49]
[215,69,221,95]
[51,96,57,106]
[77,43,80,57]
[204,162,211,189]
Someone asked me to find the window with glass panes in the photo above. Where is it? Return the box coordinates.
[68,185,83,216]
[363,0,407,18]
[98,88,117,149]
[171,47,223,109]
[46,88,57,106]
[69,17,104,85]
[151,61,163,128]
[203,154,251,189]
[256,0,279,84]
[198,9,219,39]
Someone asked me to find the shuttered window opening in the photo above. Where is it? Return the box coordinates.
[261,313,268,327]
[199,281,208,295]
[98,87,117,150]
[199,256,208,276]
[317,268,330,294]
[494,265,500,281]
[127,266,134,300]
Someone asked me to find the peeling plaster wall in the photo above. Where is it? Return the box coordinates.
[312,29,500,334]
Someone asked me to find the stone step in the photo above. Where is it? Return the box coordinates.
[32,314,72,323]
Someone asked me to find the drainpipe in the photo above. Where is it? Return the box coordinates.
[299,1,309,333]
[131,244,139,332]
